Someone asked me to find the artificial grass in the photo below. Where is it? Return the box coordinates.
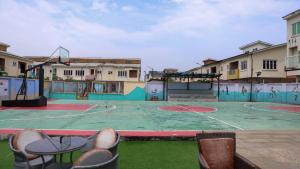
[0,140,198,169]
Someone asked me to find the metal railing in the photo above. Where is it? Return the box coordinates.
[286,55,300,69]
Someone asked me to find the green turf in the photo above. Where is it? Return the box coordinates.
[0,140,198,169]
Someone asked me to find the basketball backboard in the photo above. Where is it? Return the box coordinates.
[58,46,70,66]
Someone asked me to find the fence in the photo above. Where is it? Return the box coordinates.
[213,83,300,104]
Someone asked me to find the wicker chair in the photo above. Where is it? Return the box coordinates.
[80,131,120,156]
[46,149,119,169]
[196,132,259,169]
[72,154,119,169]
[9,132,55,169]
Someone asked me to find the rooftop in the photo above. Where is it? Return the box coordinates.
[239,40,273,50]
[283,9,300,20]
[26,56,141,64]
[0,42,10,47]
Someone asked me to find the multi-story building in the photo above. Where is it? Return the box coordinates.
[191,41,294,83]
[283,9,300,82]
[0,42,33,77]
[26,57,141,82]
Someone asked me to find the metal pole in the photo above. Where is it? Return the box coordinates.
[250,52,253,102]
[39,66,44,97]
[217,76,220,101]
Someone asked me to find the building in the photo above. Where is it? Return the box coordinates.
[145,68,179,82]
[0,42,33,77]
[26,57,141,82]
[283,9,300,82]
[191,41,294,83]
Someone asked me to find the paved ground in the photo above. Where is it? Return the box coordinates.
[237,131,300,169]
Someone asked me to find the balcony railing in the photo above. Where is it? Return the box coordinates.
[227,69,240,80]
[286,55,300,69]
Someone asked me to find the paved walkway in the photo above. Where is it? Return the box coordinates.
[237,131,300,169]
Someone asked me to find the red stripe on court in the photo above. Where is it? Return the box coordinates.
[267,106,300,113]
[0,128,199,137]
[0,104,94,111]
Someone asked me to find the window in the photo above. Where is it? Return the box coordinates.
[253,48,258,51]
[129,70,138,78]
[108,71,113,75]
[241,60,247,70]
[12,61,16,67]
[18,62,26,74]
[75,70,84,76]
[64,70,72,76]
[97,70,101,74]
[0,58,5,71]
[292,22,300,36]
[263,60,277,70]
[90,69,94,75]
[118,71,127,77]
[211,67,216,73]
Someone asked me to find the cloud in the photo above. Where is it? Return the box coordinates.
[0,0,299,71]
[91,0,109,13]
[121,5,135,12]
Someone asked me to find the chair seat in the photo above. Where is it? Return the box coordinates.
[14,155,55,169]
[45,162,73,169]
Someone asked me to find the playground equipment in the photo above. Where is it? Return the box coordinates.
[2,46,70,107]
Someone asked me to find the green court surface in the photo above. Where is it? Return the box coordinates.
[0,100,300,131]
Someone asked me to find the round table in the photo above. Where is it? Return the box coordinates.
[25,136,87,169]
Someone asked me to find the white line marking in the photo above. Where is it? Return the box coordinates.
[0,105,117,122]
[169,103,244,130]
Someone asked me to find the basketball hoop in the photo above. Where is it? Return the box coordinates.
[57,46,70,66]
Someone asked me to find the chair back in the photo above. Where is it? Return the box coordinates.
[196,132,236,169]
[95,128,117,149]
[9,129,44,161]
[73,149,119,169]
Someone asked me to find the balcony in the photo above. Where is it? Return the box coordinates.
[286,55,300,70]
[227,69,240,80]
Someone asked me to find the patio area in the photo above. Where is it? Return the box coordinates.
[0,131,300,169]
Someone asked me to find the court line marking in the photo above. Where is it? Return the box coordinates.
[170,103,244,130]
[243,103,283,113]
[0,105,117,122]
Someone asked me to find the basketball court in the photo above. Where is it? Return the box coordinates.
[0,100,299,136]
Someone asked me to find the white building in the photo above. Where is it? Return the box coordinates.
[283,9,300,82]
[26,57,141,82]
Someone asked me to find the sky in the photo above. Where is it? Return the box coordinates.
[0,0,299,73]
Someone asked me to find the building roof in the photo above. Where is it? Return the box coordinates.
[239,40,273,50]
[0,51,33,62]
[0,42,10,47]
[25,56,141,64]
[283,9,300,20]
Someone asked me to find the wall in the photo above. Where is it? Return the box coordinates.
[213,83,300,105]
[123,81,145,94]
[88,87,145,100]
[146,81,164,101]
[0,77,39,105]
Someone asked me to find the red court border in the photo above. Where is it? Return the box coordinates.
[266,106,300,113]
[0,128,199,137]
